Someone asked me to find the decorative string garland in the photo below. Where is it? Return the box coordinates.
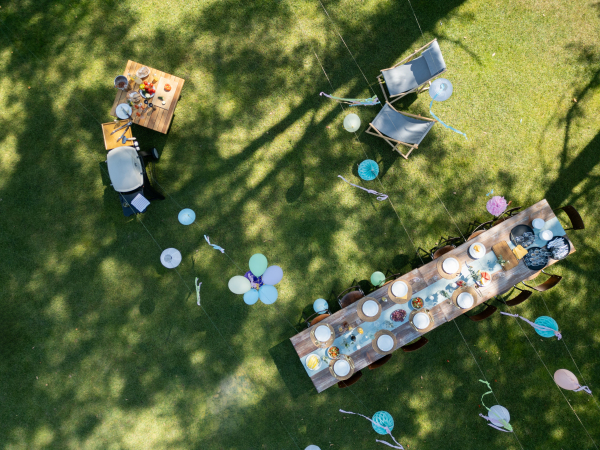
[338,175,388,201]
[500,312,562,339]
[339,409,404,449]
[320,92,380,106]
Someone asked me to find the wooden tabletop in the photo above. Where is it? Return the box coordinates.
[109,60,185,134]
[290,199,575,392]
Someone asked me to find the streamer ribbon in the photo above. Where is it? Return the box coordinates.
[479,380,513,432]
[500,312,562,340]
[339,410,404,449]
[204,235,225,253]
[195,278,202,306]
[429,89,467,139]
[574,385,593,394]
[338,175,388,201]
[320,92,380,106]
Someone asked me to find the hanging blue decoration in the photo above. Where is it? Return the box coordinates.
[372,411,394,435]
[178,208,196,225]
[428,78,467,140]
[313,298,328,314]
[534,316,559,338]
[358,160,379,181]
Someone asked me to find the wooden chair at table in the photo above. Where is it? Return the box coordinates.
[466,302,498,322]
[431,236,462,260]
[494,286,533,307]
[466,219,494,241]
[368,354,393,370]
[381,272,403,287]
[401,336,429,352]
[492,217,506,226]
[501,206,522,218]
[554,205,585,231]
[337,285,365,309]
[338,370,363,388]
[521,269,562,292]
[302,309,332,329]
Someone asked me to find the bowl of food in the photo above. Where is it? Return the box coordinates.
[479,271,491,286]
[114,75,128,91]
[411,297,424,309]
[136,66,150,79]
[327,346,340,359]
[390,309,407,322]
[139,80,156,98]
[306,353,321,371]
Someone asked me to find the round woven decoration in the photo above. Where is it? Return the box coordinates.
[436,255,462,280]
[409,309,434,333]
[451,286,478,310]
[534,316,559,338]
[356,297,382,322]
[310,323,335,348]
[358,159,379,181]
[387,279,413,304]
[372,411,394,435]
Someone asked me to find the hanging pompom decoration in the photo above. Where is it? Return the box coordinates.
[371,411,394,435]
[339,409,404,449]
[358,159,379,181]
[478,380,513,432]
[500,312,561,339]
[370,271,385,287]
[554,369,592,394]
[343,113,361,132]
[313,298,328,314]
[486,196,508,216]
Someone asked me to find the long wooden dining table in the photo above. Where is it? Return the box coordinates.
[290,199,576,393]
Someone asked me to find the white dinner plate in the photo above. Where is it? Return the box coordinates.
[305,353,322,371]
[391,281,408,297]
[314,325,331,342]
[377,335,394,352]
[116,103,132,119]
[334,359,350,376]
[442,257,459,274]
[457,292,474,309]
[362,300,379,317]
[469,243,486,259]
[413,312,431,330]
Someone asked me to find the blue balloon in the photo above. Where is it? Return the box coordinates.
[313,298,328,314]
[372,411,394,435]
[243,289,259,305]
[259,285,278,305]
[262,265,283,285]
[534,316,558,338]
[358,159,379,181]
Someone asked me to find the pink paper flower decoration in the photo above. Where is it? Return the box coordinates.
[486,196,508,216]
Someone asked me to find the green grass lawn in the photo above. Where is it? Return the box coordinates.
[1,0,600,448]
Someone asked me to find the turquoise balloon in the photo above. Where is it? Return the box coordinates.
[534,316,558,338]
[371,271,385,287]
[249,253,268,276]
[313,298,328,314]
[228,275,251,295]
[243,289,259,305]
[259,285,278,304]
[372,411,394,435]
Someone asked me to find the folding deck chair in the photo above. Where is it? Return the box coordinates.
[377,39,447,105]
[365,102,436,159]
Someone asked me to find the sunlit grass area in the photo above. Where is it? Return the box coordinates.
[1,0,600,449]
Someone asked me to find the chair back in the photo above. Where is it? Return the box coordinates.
[309,313,330,327]
[492,217,506,226]
[529,275,562,292]
[338,370,363,388]
[381,273,403,286]
[401,336,428,352]
[368,354,393,370]
[468,304,497,322]
[557,205,584,230]
[302,311,331,329]
[338,288,364,309]
[502,206,522,218]
[432,245,455,260]
[468,229,485,241]
[372,103,435,145]
[505,290,532,307]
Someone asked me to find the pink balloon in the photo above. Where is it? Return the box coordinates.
[554,369,580,391]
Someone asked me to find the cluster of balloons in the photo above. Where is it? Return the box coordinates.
[228,254,283,305]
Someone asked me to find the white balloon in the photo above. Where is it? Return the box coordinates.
[343,113,361,132]
[488,405,510,427]
[228,276,251,295]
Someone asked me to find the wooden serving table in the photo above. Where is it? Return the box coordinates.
[109,60,185,134]
[290,199,575,392]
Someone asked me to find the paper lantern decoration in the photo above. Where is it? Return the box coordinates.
[259,284,278,304]
[343,113,361,132]
[429,78,453,101]
[228,276,252,294]
[488,405,510,428]
[305,446,321,450]
[358,159,379,181]
[371,271,385,287]
[554,369,592,393]
[243,289,259,305]
[160,248,182,268]
[371,411,394,435]
[534,316,558,338]
[178,208,196,225]
[262,265,283,285]
[486,196,508,216]
[313,298,328,314]
[249,253,268,276]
